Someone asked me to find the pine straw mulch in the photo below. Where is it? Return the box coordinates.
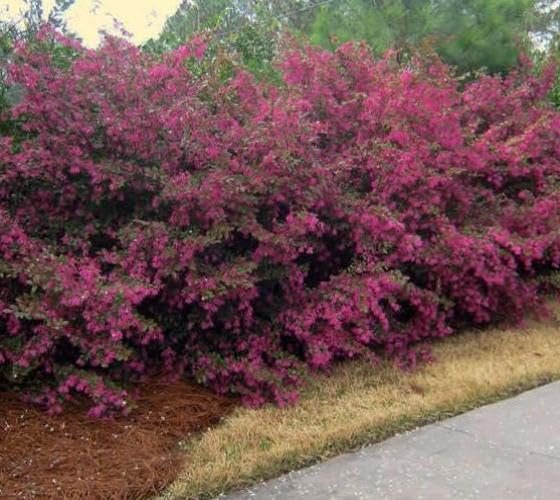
[0,379,236,499]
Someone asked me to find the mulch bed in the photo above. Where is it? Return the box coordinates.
[0,380,235,499]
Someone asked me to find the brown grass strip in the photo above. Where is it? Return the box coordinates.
[163,303,560,500]
[0,379,235,499]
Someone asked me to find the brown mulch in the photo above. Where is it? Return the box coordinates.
[0,380,235,499]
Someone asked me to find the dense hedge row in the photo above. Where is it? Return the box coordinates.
[1,29,559,415]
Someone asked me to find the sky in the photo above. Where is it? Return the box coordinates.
[0,0,183,46]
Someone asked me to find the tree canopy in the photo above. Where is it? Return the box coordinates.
[143,0,554,75]
[309,0,536,74]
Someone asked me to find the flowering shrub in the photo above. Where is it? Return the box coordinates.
[1,29,559,416]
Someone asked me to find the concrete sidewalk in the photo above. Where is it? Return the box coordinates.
[225,381,560,499]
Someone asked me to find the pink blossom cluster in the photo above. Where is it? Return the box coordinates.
[1,30,559,415]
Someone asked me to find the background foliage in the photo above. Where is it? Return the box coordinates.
[142,0,560,77]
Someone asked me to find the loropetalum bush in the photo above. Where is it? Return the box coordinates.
[1,28,560,416]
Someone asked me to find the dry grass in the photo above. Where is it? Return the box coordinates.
[162,303,560,500]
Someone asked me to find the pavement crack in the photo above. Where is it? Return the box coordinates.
[434,423,476,437]
[434,422,560,462]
